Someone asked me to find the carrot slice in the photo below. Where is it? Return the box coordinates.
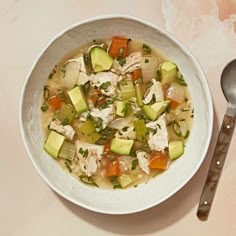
[149,151,169,170]
[106,160,120,177]
[109,36,129,58]
[48,96,63,111]
[89,90,106,106]
[170,100,179,109]
[132,69,142,83]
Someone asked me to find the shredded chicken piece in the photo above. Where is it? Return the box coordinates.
[91,72,119,87]
[49,119,75,140]
[115,126,136,140]
[90,105,114,129]
[112,52,142,75]
[143,79,164,104]
[136,151,150,174]
[75,140,104,177]
[146,114,168,151]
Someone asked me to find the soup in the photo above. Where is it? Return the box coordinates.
[41,36,193,189]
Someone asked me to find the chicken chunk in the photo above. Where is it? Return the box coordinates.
[112,52,142,75]
[115,126,136,140]
[146,114,168,151]
[136,151,150,174]
[90,105,114,129]
[75,140,104,177]
[49,119,75,140]
[143,79,164,104]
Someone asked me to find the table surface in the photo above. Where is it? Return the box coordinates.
[1,0,236,235]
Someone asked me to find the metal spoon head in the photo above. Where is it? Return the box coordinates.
[221,59,236,107]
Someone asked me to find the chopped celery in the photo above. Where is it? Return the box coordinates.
[59,141,76,161]
[79,119,101,143]
[116,100,131,117]
[133,119,147,141]
[119,79,135,100]
[79,175,98,187]
[57,104,75,124]
[135,83,144,107]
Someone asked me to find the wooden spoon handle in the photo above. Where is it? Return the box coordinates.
[197,114,235,221]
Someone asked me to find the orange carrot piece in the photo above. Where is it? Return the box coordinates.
[170,100,179,109]
[89,90,106,106]
[149,151,169,170]
[109,36,129,58]
[132,69,142,83]
[48,97,63,111]
[106,160,120,177]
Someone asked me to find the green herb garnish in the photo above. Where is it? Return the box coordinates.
[109,176,122,189]
[41,102,48,112]
[48,68,56,80]
[60,65,66,78]
[143,44,152,53]
[177,73,187,86]
[131,159,138,170]
[144,59,149,63]
[117,57,126,66]
[65,161,72,173]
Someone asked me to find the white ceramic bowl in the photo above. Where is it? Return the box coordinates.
[19,15,213,214]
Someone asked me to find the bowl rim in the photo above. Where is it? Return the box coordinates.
[19,14,214,214]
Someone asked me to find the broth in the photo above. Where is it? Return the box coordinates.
[41,37,193,189]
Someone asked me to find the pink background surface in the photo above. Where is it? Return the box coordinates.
[1,0,236,235]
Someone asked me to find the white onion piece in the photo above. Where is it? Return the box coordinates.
[179,121,188,137]
[141,56,158,82]
[166,83,185,103]
[108,116,133,130]
[62,60,81,88]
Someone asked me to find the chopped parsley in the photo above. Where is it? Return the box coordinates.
[41,102,48,112]
[109,176,122,189]
[116,47,126,66]
[60,65,66,77]
[143,44,152,53]
[65,161,72,173]
[61,117,69,126]
[79,148,89,158]
[100,82,111,90]
[122,126,129,132]
[48,68,56,80]
[177,73,187,86]
[145,59,149,63]
[131,159,138,170]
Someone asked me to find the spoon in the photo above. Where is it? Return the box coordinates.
[197,59,236,221]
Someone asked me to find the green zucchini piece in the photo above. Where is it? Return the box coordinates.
[169,140,184,160]
[90,47,114,72]
[161,61,177,84]
[68,86,88,114]
[44,131,65,159]
[117,174,135,188]
[142,100,170,121]
[110,138,134,155]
